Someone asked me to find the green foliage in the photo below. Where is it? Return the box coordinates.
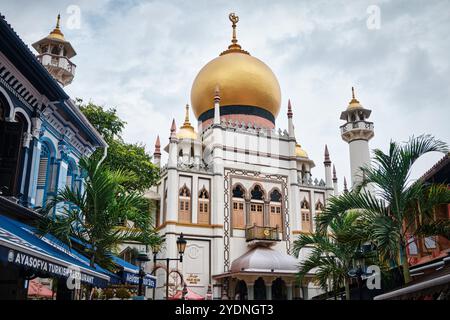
[38,157,163,271]
[77,98,159,192]
[77,99,125,141]
[293,210,365,300]
[320,134,449,284]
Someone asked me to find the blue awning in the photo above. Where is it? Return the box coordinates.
[70,236,157,288]
[0,214,110,288]
[111,255,157,288]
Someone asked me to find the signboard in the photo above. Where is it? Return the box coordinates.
[1,246,97,285]
[123,271,156,288]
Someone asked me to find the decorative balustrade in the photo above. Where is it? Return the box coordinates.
[36,53,76,76]
[245,224,280,242]
[340,121,374,134]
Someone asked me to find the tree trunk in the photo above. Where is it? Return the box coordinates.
[344,279,350,300]
[400,245,411,284]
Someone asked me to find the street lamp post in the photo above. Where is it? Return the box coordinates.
[137,252,151,298]
[152,233,187,300]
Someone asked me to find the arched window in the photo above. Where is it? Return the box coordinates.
[301,197,311,232]
[232,184,245,229]
[254,277,266,300]
[232,184,245,198]
[269,189,282,229]
[315,200,324,211]
[178,184,191,223]
[249,185,265,226]
[198,187,210,224]
[250,185,264,200]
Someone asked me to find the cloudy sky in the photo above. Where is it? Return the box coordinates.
[2,0,449,188]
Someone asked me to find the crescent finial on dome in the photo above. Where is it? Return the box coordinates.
[221,13,249,56]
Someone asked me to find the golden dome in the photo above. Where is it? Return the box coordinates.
[177,104,197,140]
[190,13,281,120]
[48,14,65,41]
[295,144,309,158]
[347,87,363,109]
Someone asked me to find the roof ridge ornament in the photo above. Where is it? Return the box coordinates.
[220,12,250,56]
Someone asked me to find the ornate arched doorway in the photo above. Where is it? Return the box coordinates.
[234,280,247,300]
[272,278,287,300]
[254,277,266,300]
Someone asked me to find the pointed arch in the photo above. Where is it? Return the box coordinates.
[249,183,265,201]
[232,183,246,229]
[315,199,324,211]
[232,183,246,199]
[179,183,191,223]
[198,185,210,224]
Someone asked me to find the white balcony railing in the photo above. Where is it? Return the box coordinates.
[36,53,76,76]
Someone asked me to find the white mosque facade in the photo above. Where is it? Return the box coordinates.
[148,13,374,300]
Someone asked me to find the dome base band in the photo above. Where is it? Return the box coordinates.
[198,105,275,125]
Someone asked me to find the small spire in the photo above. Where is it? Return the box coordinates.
[183,104,191,126]
[154,135,161,156]
[348,86,360,105]
[214,85,221,102]
[324,144,331,164]
[56,14,61,28]
[333,164,337,181]
[49,13,64,40]
[287,99,293,118]
[170,118,177,134]
[343,176,348,193]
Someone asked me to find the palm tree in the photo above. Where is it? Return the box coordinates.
[38,157,162,271]
[317,135,449,284]
[293,211,366,300]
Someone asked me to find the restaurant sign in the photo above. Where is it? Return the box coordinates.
[8,249,95,285]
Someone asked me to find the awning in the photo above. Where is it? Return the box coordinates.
[112,255,157,288]
[70,236,157,288]
[0,215,110,287]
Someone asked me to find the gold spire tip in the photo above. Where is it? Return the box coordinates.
[220,12,249,55]
[184,104,190,125]
[56,14,61,29]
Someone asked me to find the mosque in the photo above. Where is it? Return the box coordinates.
[149,13,375,300]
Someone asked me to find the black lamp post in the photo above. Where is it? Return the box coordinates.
[153,233,187,300]
[136,252,150,298]
[151,243,161,300]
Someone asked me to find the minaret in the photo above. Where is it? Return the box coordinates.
[153,135,161,168]
[324,145,332,194]
[165,119,180,261]
[340,87,374,189]
[287,99,295,138]
[32,14,77,86]
[332,165,339,195]
[211,89,225,273]
[287,100,301,237]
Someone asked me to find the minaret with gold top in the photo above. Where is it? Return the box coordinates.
[340,87,374,189]
[32,14,76,86]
